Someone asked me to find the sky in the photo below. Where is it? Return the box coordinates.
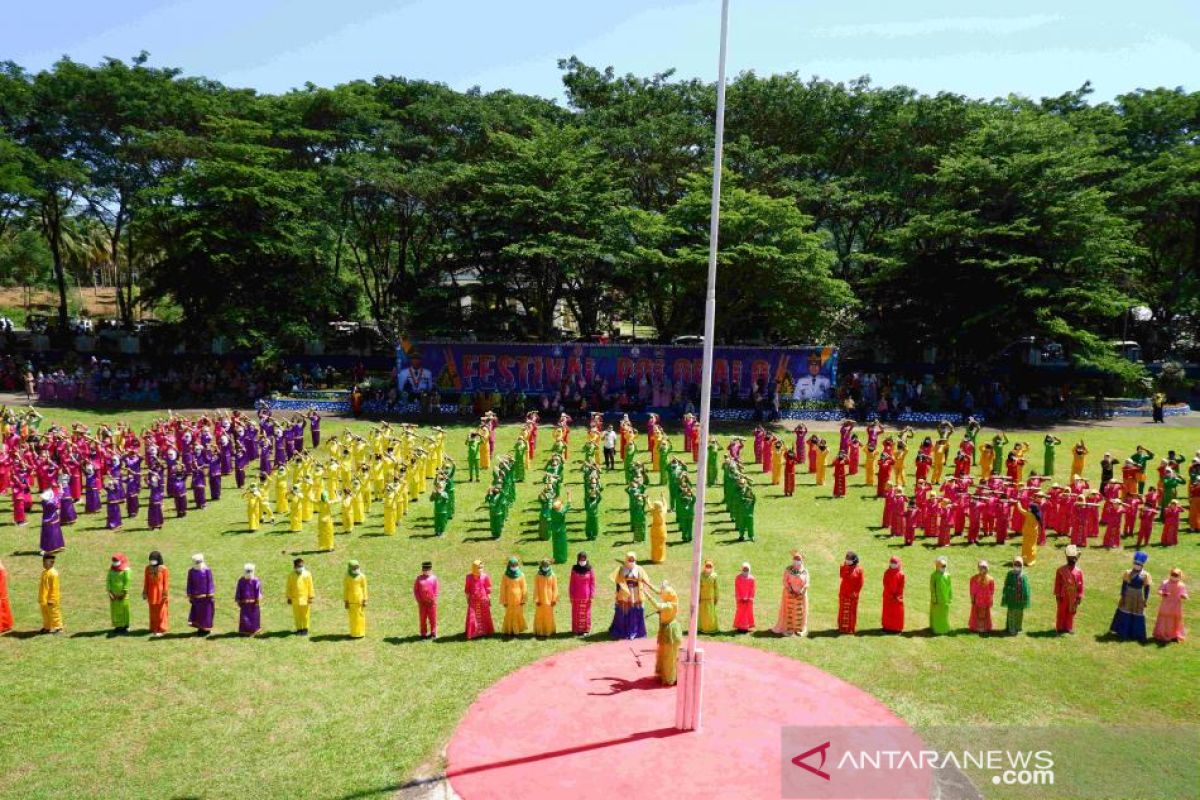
[4,0,1198,103]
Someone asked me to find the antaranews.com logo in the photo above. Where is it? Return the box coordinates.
[781,725,1198,800]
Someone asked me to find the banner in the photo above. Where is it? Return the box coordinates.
[396,342,837,401]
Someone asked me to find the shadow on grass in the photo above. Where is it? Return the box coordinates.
[383,635,428,645]
[462,536,499,543]
[290,549,334,556]
[148,631,201,640]
[309,633,360,642]
[70,629,123,639]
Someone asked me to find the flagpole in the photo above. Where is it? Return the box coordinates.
[675,0,730,733]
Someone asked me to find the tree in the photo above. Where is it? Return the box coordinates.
[879,108,1143,375]
[631,171,853,342]
[467,123,630,339]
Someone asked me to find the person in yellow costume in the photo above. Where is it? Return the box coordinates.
[272,470,289,515]
[288,485,304,533]
[892,440,908,488]
[499,556,528,636]
[38,553,63,634]
[649,494,668,564]
[407,459,423,502]
[698,560,719,633]
[479,427,492,470]
[342,560,368,638]
[243,483,262,532]
[864,444,877,486]
[931,438,949,484]
[1070,440,1088,480]
[382,483,398,536]
[395,470,409,518]
[286,557,315,634]
[339,489,355,535]
[814,440,829,486]
[533,559,558,637]
[771,439,784,486]
[302,476,317,522]
[654,580,682,686]
[351,480,366,525]
[978,443,995,480]
[317,492,336,551]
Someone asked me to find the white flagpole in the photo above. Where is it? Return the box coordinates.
[675,0,730,733]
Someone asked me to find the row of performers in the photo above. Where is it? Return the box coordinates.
[7,410,321,555]
[240,425,453,549]
[879,472,1193,566]
[9,547,1186,660]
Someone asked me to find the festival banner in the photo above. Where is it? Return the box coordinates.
[396,341,837,401]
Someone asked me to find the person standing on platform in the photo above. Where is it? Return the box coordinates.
[144,551,169,637]
[1001,557,1031,635]
[882,556,905,633]
[107,553,131,633]
[929,556,952,635]
[1054,545,1084,634]
[654,580,683,686]
[609,552,651,640]
[838,551,864,634]
[569,552,595,636]
[286,558,315,635]
[413,561,439,639]
[186,554,215,636]
[343,560,368,639]
[500,556,528,637]
[38,553,63,634]
[698,560,719,634]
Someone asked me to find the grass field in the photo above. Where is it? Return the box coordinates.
[1,408,1197,799]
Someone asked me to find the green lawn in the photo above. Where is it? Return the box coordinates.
[1,409,1197,799]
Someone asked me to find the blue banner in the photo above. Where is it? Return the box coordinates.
[396,342,837,401]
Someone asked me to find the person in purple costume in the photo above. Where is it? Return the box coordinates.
[84,464,102,513]
[171,467,188,518]
[147,472,165,530]
[191,463,206,510]
[125,472,140,519]
[104,477,124,530]
[39,489,66,554]
[58,476,78,526]
[235,563,262,635]
[308,409,321,448]
[187,553,215,635]
[207,452,222,502]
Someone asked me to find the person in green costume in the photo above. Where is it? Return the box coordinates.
[929,556,953,634]
[1043,434,1061,477]
[706,438,720,487]
[465,432,482,482]
[430,479,451,537]
[550,493,572,564]
[1001,556,1031,635]
[1130,446,1155,494]
[584,480,602,541]
[484,487,506,539]
[537,487,554,541]
[623,440,638,484]
[107,552,131,632]
[677,484,696,543]
[511,441,527,483]
[990,433,1009,477]
[1161,468,1186,520]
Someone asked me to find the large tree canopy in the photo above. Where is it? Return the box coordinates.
[0,54,1195,377]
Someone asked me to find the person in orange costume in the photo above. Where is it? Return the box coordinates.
[143,550,170,637]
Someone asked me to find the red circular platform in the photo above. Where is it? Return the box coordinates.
[446,640,930,800]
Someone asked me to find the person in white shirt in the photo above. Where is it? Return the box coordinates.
[602,425,618,470]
